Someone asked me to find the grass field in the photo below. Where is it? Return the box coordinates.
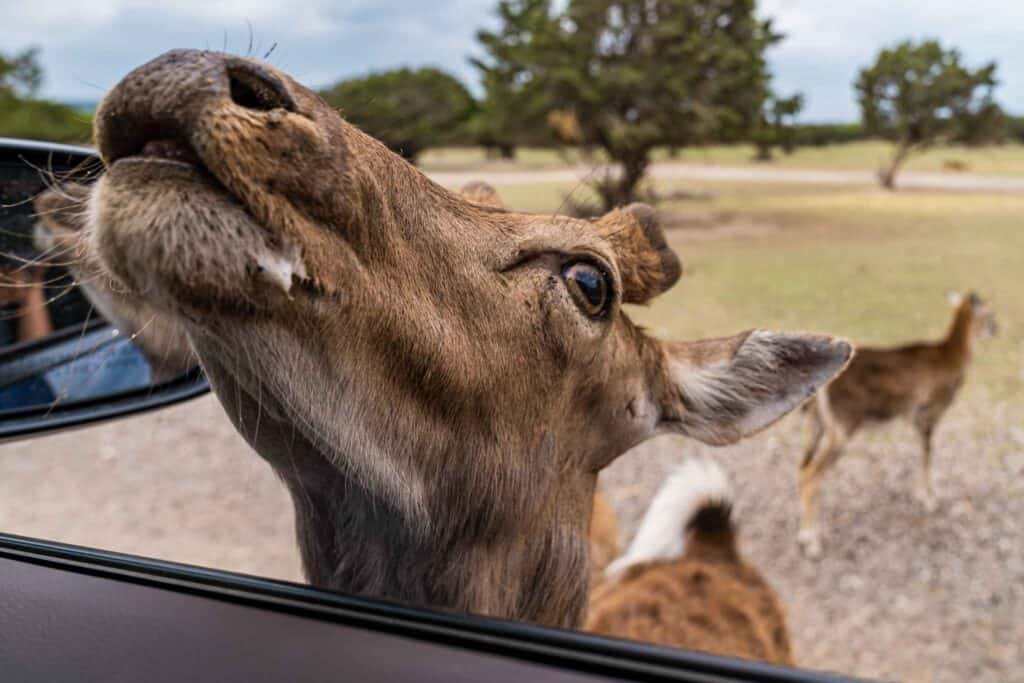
[422,141,1024,177]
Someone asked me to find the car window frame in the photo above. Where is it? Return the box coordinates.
[0,532,865,683]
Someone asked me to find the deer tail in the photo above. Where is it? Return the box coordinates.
[605,458,736,580]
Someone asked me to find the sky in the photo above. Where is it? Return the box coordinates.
[4,0,1023,122]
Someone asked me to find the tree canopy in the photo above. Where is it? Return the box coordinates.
[321,68,476,162]
[469,0,560,158]
[855,40,1004,188]
[753,92,804,160]
[475,0,782,209]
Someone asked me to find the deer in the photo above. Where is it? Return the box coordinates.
[82,49,852,629]
[38,177,624,581]
[587,458,793,665]
[798,291,998,557]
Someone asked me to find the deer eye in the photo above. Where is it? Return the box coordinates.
[562,260,613,319]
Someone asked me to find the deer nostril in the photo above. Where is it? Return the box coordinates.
[227,63,295,113]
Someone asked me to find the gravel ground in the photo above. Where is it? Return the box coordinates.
[1,392,1020,682]
[428,162,1024,193]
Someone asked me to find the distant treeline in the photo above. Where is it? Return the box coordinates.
[1008,116,1024,144]
[790,123,865,147]
[0,93,92,144]
[1,47,91,144]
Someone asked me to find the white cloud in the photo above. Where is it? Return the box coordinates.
[3,0,1021,120]
[761,0,1024,119]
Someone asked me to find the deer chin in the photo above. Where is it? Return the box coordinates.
[89,158,315,318]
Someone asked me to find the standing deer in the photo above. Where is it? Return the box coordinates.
[587,459,793,665]
[85,49,851,628]
[798,292,998,557]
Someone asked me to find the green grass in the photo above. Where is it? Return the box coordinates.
[652,141,1024,176]
[485,178,1024,402]
[421,141,1024,177]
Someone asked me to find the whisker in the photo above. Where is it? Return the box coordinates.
[0,281,95,323]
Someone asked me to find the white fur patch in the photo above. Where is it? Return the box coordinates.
[255,240,307,294]
[668,330,848,444]
[605,458,732,579]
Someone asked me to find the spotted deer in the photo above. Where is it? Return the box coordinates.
[84,49,851,628]
[798,292,998,557]
[587,459,793,665]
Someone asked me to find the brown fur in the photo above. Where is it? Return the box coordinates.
[459,181,506,209]
[593,204,681,305]
[798,292,998,556]
[86,50,852,627]
[587,469,793,665]
[588,490,620,587]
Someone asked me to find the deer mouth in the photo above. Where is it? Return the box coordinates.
[91,50,330,311]
[103,117,210,178]
[93,110,318,308]
[136,138,202,167]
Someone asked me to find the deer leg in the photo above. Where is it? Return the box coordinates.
[801,408,824,469]
[798,424,847,559]
[913,417,938,513]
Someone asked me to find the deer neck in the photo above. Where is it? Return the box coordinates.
[283,459,593,628]
[197,348,593,628]
[942,305,974,364]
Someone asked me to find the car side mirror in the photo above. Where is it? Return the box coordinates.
[0,137,208,441]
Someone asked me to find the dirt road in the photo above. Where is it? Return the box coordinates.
[428,162,1024,193]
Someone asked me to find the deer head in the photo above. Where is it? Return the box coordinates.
[948,291,998,340]
[87,50,851,627]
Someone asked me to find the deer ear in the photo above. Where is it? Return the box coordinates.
[660,330,853,446]
[460,181,506,209]
[595,203,681,304]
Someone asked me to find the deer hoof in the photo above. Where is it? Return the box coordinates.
[797,528,823,559]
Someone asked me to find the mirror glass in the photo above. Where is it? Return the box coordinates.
[0,156,198,414]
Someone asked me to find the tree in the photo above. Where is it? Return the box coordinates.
[471,0,560,159]
[1008,115,1024,144]
[475,0,782,210]
[0,48,91,143]
[754,92,804,160]
[855,40,1004,189]
[0,47,43,97]
[321,68,476,163]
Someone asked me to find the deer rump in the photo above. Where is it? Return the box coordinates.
[587,460,793,666]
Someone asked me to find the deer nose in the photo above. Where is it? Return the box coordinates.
[95,49,295,166]
[226,60,296,113]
